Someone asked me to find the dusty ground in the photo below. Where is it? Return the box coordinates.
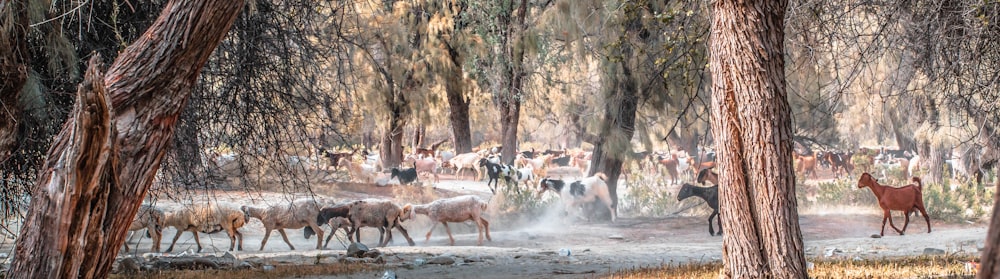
[0,171,989,278]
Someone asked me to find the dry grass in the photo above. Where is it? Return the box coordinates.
[610,255,978,279]
[110,262,376,279]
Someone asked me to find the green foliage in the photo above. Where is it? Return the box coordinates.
[852,153,874,174]
[814,179,878,206]
[619,171,680,217]
[809,175,993,223]
[922,181,992,222]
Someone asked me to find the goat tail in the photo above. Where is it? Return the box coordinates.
[594,172,608,181]
[912,176,923,190]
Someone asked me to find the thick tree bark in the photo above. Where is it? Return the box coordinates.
[0,0,29,164]
[445,52,472,154]
[9,1,243,278]
[588,80,638,212]
[709,0,808,277]
[498,96,521,165]
[493,0,528,165]
[978,174,1000,278]
[381,107,407,169]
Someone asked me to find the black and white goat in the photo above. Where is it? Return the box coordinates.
[538,173,616,223]
[391,163,419,185]
[502,165,535,192]
[479,157,505,194]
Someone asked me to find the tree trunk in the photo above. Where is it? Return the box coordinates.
[381,107,407,169]
[9,1,243,277]
[0,0,29,163]
[493,0,528,165]
[978,176,1000,278]
[411,123,425,152]
[498,96,521,165]
[445,54,472,154]
[587,82,638,214]
[709,0,808,277]
[929,142,949,184]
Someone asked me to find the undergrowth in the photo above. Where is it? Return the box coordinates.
[612,255,978,279]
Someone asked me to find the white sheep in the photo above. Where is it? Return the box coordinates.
[449,152,482,180]
[163,203,247,253]
[338,157,376,183]
[403,195,492,246]
[347,199,415,247]
[241,198,327,250]
[538,172,617,223]
[124,204,165,252]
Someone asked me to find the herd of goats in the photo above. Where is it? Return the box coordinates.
[128,144,938,254]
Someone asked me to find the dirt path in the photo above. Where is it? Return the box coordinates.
[0,176,986,278]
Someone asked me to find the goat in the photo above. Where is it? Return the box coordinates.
[449,152,482,180]
[319,147,356,170]
[538,173,616,223]
[390,163,419,185]
[479,158,505,194]
[403,195,492,246]
[241,198,326,250]
[338,157,376,183]
[404,155,440,183]
[314,203,354,248]
[857,173,931,236]
[677,183,721,236]
[347,199,415,247]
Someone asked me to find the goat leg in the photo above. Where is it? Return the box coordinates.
[394,223,415,246]
[310,224,324,250]
[443,222,455,246]
[425,222,439,242]
[886,210,904,234]
[260,229,272,251]
[916,206,932,233]
[708,211,718,236]
[900,210,911,235]
[166,230,185,253]
[192,231,203,253]
[277,229,296,250]
[481,217,492,242]
[880,211,890,236]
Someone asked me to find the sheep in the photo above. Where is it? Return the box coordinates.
[241,198,327,250]
[124,204,165,252]
[449,152,482,180]
[347,199,415,247]
[314,203,354,248]
[391,163,419,185]
[538,173,617,223]
[403,195,492,246]
[404,155,440,183]
[163,203,247,253]
[339,157,376,183]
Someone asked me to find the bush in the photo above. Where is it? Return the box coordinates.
[813,179,877,206]
[619,167,684,217]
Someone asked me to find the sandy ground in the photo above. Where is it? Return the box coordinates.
[0,171,989,278]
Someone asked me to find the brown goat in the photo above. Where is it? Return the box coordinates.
[857,173,931,236]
